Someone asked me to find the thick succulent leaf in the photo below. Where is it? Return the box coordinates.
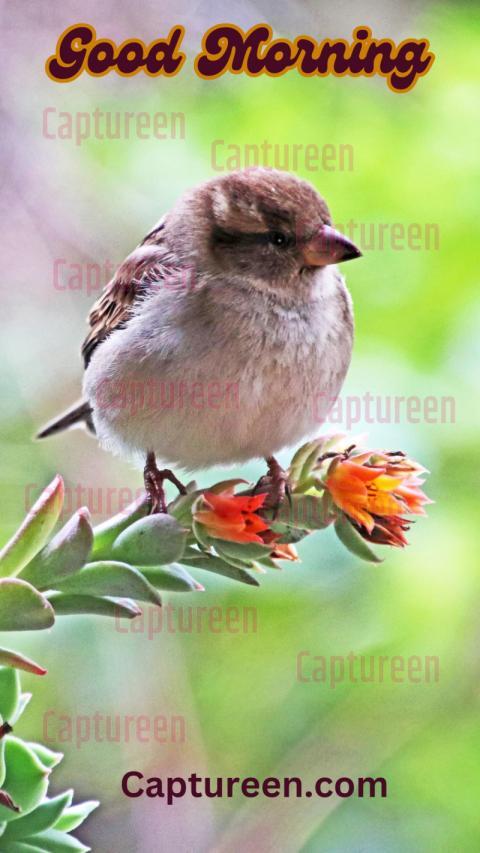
[273,495,331,530]
[140,564,202,591]
[52,800,99,833]
[181,555,259,586]
[0,580,55,631]
[4,843,46,852]
[334,515,383,563]
[0,737,50,822]
[10,694,33,726]
[111,515,188,566]
[0,790,20,814]
[191,519,212,550]
[47,593,141,619]
[288,441,316,481]
[255,555,282,569]
[0,742,5,788]
[90,494,150,561]
[211,540,272,561]
[213,547,256,571]
[2,790,73,841]
[0,649,46,678]
[270,522,313,544]
[53,562,161,606]
[179,546,209,561]
[22,829,90,851]
[288,440,324,485]
[167,491,200,524]
[299,443,328,484]
[19,511,93,590]
[0,477,64,578]
[0,669,20,723]
[25,744,63,770]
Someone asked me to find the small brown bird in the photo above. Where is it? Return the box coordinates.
[38,168,361,511]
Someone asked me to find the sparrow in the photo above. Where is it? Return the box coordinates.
[38,168,361,512]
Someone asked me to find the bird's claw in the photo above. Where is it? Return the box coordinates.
[255,456,291,519]
[144,451,187,514]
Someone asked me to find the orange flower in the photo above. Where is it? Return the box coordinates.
[325,451,431,546]
[194,491,270,544]
[353,515,411,547]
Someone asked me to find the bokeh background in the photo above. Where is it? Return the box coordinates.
[1,0,479,850]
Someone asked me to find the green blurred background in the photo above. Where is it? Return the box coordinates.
[1,1,479,850]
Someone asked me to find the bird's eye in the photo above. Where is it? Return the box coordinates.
[268,231,288,248]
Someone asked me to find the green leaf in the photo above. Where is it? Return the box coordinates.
[0,737,50,822]
[54,562,161,606]
[19,511,93,591]
[0,477,64,578]
[191,519,211,550]
[0,670,20,724]
[2,791,73,841]
[25,744,63,771]
[140,564,202,592]
[299,443,327,484]
[10,694,33,726]
[213,547,256,571]
[181,555,259,586]
[179,546,208,560]
[0,669,20,723]
[47,593,141,620]
[111,515,188,566]
[167,491,199,524]
[23,828,90,851]
[0,650,46,679]
[0,581,55,631]
[255,555,282,569]
[90,494,150,561]
[0,743,5,788]
[273,495,330,530]
[289,440,323,485]
[211,540,272,561]
[0,650,46,680]
[269,523,311,544]
[4,843,47,852]
[334,515,383,563]
[0,790,20,814]
[52,800,98,833]
[288,441,316,479]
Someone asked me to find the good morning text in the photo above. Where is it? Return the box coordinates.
[45,24,435,93]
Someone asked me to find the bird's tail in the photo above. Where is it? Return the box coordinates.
[36,400,95,439]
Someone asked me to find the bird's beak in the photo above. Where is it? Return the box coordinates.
[301,224,362,267]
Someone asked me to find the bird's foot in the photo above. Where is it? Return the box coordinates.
[144,451,187,514]
[255,456,291,518]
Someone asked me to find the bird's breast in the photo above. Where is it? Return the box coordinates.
[84,270,353,467]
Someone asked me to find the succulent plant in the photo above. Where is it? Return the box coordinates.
[0,666,98,851]
[0,435,430,670]
[0,434,430,850]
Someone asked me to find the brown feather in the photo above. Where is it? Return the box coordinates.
[81,218,169,367]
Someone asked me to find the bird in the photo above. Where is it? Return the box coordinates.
[38,168,361,512]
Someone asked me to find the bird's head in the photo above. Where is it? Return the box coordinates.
[164,167,361,296]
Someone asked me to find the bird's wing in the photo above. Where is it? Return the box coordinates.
[81,218,174,367]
